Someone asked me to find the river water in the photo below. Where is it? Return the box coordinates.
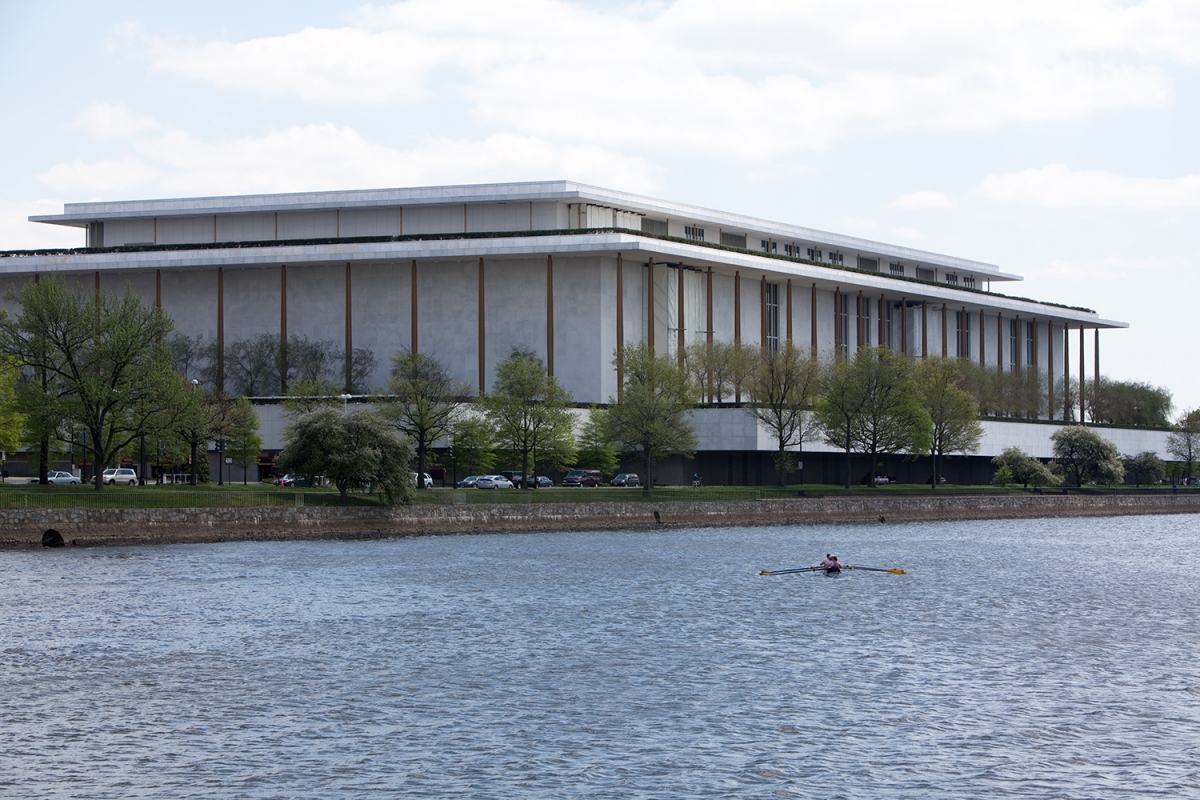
[2,515,1198,798]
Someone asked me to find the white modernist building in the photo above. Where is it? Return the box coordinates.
[9,181,1154,484]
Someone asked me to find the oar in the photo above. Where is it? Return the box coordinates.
[759,567,823,576]
[843,566,906,575]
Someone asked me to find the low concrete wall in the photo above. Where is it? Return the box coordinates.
[3,493,1198,550]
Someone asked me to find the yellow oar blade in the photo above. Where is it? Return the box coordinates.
[888,568,906,575]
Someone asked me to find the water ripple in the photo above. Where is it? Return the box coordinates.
[1,515,1198,797]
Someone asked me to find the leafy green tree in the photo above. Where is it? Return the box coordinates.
[601,342,697,494]
[815,356,871,490]
[747,341,821,485]
[1089,377,1172,428]
[381,349,469,489]
[991,446,1059,488]
[851,348,930,485]
[276,407,413,504]
[1166,409,1200,482]
[683,340,745,403]
[0,276,177,490]
[1122,451,1165,487]
[574,406,618,476]
[225,397,264,485]
[0,357,25,463]
[483,347,574,489]
[1051,425,1124,487]
[992,465,1014,486]
[167,383,232,485]
[914,357,983,489]
[451,416,497,478]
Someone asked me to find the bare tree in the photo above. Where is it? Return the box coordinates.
[1167,409,1200,482]
[747,342,820,485]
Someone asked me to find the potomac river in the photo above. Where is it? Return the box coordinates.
[2,515,1198,798]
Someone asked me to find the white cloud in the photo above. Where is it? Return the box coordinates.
[76,103,164,138]
[0,200,86,251]
[891,190,957,210]
[975,164,1200,209]
[136,0,1196,157]
[36,115,659,197]
[36,156,160,193]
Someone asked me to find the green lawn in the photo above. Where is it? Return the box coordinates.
[0,480,1188,509]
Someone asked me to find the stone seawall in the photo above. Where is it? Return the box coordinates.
[2,493,1198,550]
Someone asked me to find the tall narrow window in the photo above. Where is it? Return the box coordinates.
[765,283,780,352]
[889,262,905,276]
[886,302,894,349]
[955,311,971,358]
[1009,319,1018,370]
[684,225,705,241]
[1026,321,1035,366]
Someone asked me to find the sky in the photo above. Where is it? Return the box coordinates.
[1,0,1197,411]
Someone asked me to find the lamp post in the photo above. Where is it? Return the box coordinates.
[339,393,351,412]
[217,439,225,486]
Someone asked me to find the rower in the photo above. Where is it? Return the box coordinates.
[823,555,844,574]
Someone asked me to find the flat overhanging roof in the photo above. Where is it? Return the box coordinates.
[29,180,1011,280]
[0,230,1123,329]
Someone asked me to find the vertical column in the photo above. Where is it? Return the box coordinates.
[94,270,100,303]
[900,296,908,355]
[1079,326,1085,421]
[1032,318,1039,367]
[878,294,885,348]
[960,306,967,359]
[680,266,688,362]
[941,305,947,357]
[833,288,841,357]
[1094,328,1100,412]
[1014,316,1021,370]
[856,291,863,351]
[345,263,353,393]
[217,267,224,392]
[760,276,767,351]
[706,267,714,401]
[997,313,1004,373]
[786,279,793,344]
[732,271,741,346]
[1064,325,1071,420]
[616,253,624,401]
[478,258,486,396]
[547,255,555,377]
[280,265,288,392]
[921,301,927,358]
[1048,321,1055,420]
[647,258,656,352]
[810,283,818,357]
[155,269,161,309]
[979,309,985,366]
[410,260,418,353]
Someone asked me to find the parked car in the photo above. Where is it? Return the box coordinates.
[30,471,82,485]
[276,474,313,487]
[535,476,554,488]
[412,472,433,489]
[101,468,138,486]
[457,475,481,488]
[476,475,514,489]
[562,469,603,487]
[499,470,527,487]
[610,473,640,487]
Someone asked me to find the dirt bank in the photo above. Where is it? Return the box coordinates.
[3,492,1197,550]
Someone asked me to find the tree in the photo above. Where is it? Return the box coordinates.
[914,357,983,489]
[0,276,177,490]
[747,341,820,485]
[167,383,232,485]
[601,342,697,494]
[1089,377,1171,428]
[991,446,1059,488]
[276,407,413,504]
[1167,409,1200,482]
[850,348,930,486]
[574,406,618,476]
[0,358,25,468]
[451,416,497,478]
[482,347,574,489]
[381,350,468,489]
[992,465,1014,486]
[1051,426,1124,487]
[225,397,263,485]
[815,355,871,490]
[1123,451,1165,487]
[226,333,283,397]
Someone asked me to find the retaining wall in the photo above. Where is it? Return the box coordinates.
[3,493,1198,550]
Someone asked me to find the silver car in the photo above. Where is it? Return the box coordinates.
[476,475,514,489]
[102,468,138,486]
[38,471,81,485]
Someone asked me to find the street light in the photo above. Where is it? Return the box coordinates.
[340,393,351,411]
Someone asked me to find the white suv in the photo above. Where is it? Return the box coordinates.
[102,468,138,486]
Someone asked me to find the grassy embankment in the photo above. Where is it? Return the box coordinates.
[0,481,1191,509]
